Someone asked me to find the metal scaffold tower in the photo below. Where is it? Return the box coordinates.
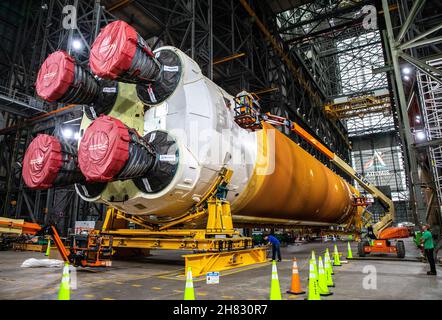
[417,59,442,207]
[0,0,115,234]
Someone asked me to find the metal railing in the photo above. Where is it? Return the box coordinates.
[417,58,442,206]
[0,85,49,114]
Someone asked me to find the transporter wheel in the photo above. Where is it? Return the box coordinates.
[358,241,369,257]
[396,240,405,258]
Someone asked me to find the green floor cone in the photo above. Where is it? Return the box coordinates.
[314,255,319,281]
[184,267,195,300]
[270,260,282,300]
[45,239,51,257]
[57,262,70,300]
[307,259,320,300]
[326,249,334,274]
[347,242,353,259]
[324,253,335,287]
[309,254,319,283]
[333,244,342,266]
[311,250,318,280]
[318,257,333,296]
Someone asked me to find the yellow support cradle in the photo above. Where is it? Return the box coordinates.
[97,168,267,277]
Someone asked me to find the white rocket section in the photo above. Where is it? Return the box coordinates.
[121,47,258,217]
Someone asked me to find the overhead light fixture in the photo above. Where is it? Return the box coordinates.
[416,130,426,141]
[403,75,410,81]
[62,128,73,139]
[416,115,421,123]
[72,39,83,51]
[402,67,411,75]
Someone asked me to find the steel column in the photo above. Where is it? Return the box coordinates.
[382,0,426,223]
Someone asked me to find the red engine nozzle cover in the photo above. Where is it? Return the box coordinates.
[35,51,75,102]
[89,20,138,79]
[78,115,130,182]
[22,134,63,189]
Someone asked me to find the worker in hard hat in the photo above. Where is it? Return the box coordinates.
[264,234,282,262]
[421,224,437,275]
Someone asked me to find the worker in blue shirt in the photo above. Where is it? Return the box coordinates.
[264,234,282,261]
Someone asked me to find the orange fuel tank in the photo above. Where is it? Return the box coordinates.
[231,122,356,224]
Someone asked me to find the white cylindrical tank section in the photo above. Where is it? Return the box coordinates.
[115,46,259,217]
[77,46,356,225]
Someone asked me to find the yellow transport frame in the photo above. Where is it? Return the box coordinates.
[98,168,267,277]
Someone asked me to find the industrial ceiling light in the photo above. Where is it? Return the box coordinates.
[403,75,410,81]
[416,130,426,141]
[71,39,83,51]
[62,128,73,139]
[402,67,411,75]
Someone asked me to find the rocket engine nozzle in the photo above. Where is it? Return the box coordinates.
[22,134,84,189]
[35,50,99,104]
[89,20,161,84]
[78,115,156,182]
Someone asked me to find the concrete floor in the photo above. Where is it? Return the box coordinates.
[0,239,441,300]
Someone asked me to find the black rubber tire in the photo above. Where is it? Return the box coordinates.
[358,241,366,257]
[396,240,405,258]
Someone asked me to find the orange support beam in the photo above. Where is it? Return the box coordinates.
[252,87,279,95]
[107,0,133,12]
[50,226,70,262]
[291,123,335,160]
[0,104,78,135]
[213,52,246,65]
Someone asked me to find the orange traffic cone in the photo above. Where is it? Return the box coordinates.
[286,258,305,295]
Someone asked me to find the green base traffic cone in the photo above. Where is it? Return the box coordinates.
[324,253,335,287]
[326,248,334,275]
[310,254,319,281]
[270,260,282,300]
[347,241,353,259]
[306,259,320,300]
[45,239,51,257]
[318,257,333,296]
[333,244,342,266]
[57,262,70,300]
[184,267,195,300]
